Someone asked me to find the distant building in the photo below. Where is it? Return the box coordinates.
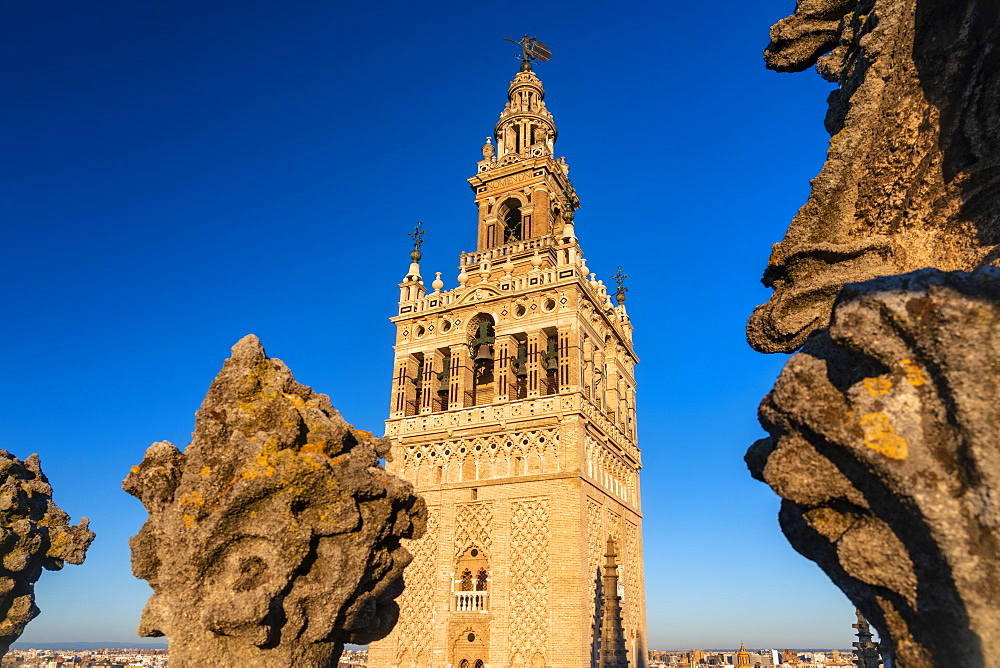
[782,649,801,664]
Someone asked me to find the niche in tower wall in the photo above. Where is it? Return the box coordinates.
[404,352,424,417]
[541,329,559,396]
[499,198,523,243]
[436,351,451,411]
[449,623,489,668]
[468,314,496,406]
[510,335,529,400]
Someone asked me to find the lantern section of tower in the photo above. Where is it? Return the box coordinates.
[369,64,647,668]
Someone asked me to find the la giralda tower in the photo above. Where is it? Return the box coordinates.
[369,42,647,668]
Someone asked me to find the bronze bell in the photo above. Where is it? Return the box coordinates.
[543,355,558,372]
[474,343,494,367]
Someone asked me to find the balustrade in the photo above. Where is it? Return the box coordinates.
[454,591,489,612]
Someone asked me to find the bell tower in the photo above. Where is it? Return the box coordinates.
[369,49,647,668]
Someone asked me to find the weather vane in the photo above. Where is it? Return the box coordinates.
[504,35,552,71]
[408,222,425,262]
[611,266,629,305]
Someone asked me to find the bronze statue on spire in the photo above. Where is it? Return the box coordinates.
[504,35,552,71]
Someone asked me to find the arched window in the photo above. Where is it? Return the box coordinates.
[460,660,470,668]
[468,314,497,405]
[474,661,485,668]
[498,198,523,242]
[454,546,490,611]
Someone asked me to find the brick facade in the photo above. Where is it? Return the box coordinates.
[369,64,646,668]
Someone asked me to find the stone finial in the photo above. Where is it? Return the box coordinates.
[747,0,1000,354]
[747,268,1000,667]
[431,272,444,292]
[0,451,94,658]
[124,335,426,667]
[530,251,543,271]
[481,137,495,160]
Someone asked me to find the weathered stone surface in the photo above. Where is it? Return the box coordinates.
[0,451,93,657]
[748,0,1000,353]
[747,268,1000,666]
[124,335,425,668]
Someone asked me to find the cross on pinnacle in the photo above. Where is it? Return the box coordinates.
[408,222,425,262]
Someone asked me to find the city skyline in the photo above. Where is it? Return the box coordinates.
[3,0,855,650]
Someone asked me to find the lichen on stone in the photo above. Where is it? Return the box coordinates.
[0,451,94,657]
[748,0,1000,353]
[124,335,425,667]
[748,268,1000,666]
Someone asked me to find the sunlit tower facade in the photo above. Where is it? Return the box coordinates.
[369,46,646,668]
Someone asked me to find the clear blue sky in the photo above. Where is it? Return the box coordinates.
[2,0,856,651]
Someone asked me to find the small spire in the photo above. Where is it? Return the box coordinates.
[598,535,628,668]
[852,609,881,668]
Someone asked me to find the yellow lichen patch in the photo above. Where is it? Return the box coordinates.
[199,466,212,477]
[355,430,372,438]
[300,441,328,455]
[213,475,241,507]
[899,359,926,386]
[130,465,139,474]
[242,454,275,479]
[860,412,909,459]
[179,491,205,508]
[863,377,893,397]
[283,393,306,409]
[802,506,855,541]
[182,514,196,529]
[48,531,69,550]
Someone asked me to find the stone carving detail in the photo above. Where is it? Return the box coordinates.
[587,500,604,586]
[402,428,561,485]
[454,502,493,557]
[747,0,1000,354]
[0,452,94,657]
[124,335,426,667]
[606,509,622,545]
[395,512,438,662]
[390,394,636,459]
[508,498,550,667]
[623,521,639,634]
[585,434,636,505]
[747,269,1000,666]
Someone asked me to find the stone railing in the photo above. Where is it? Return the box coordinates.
[396,264,580,316]
[460,235,554,266]
[454,591,489,612]
[388,394,572,435]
